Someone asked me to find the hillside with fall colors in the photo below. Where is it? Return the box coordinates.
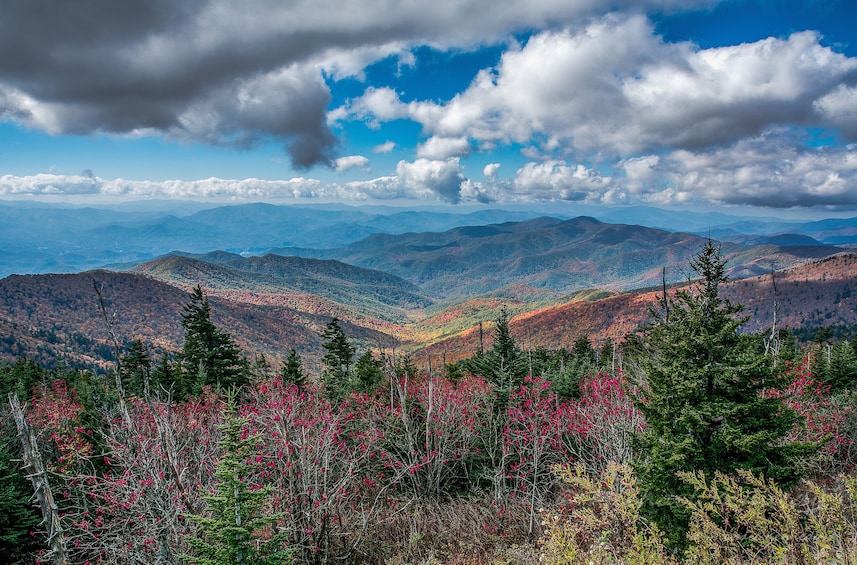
[286,216,841,297]
[1,244,856,372]
[0,270,397,371]
[414,252,857,364]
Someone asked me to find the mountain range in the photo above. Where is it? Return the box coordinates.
[2,199,856,278]
[278,216,840,298]
[1,209,854,371]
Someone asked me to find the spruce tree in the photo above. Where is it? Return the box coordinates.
[120,339,151,398]
[320,317,355,403]
[281,349,306,389]
[179,285,248,394]
[633,240,814,549]
[463,306,527,403]
[182,398,291,564]
[828,339,857,391]
[353,350,384,394]
[0,440,42,562]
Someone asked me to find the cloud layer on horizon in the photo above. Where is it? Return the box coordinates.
[4,132,856,209]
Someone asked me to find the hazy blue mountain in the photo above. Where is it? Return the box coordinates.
[0,201,553,276]
[1,199,853,278]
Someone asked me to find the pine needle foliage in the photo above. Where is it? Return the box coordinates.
[632,240,816,549]
[182,395,292,565]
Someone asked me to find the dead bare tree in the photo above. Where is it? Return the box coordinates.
[92,278,132,428]
[7,392,69,565]
[764,268,782,364]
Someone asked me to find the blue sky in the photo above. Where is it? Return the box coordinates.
[0,0,856,213]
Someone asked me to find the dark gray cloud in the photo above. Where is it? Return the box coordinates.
[0,0,713,168]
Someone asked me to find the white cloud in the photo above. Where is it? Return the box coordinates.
[659,134,857,207]
[334,155,370,172]
[815,85,857,138]
[483,163,500,178]
[416,136,471,159]
[373,140,396,153]
[4,1,714,168]
[339,15,857,160]
[396,158,466,203]
[512,161,611,201]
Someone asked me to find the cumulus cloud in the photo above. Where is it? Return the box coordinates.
[815,85,857,139]
[416,136,472,159]
[5,134,856,208]
[512,161,612,201]
[334,155,370,172]
[483,163,501,178]
[373,141,396,153]
[338,14,857,159]
[0,158,468,203]
[395,158,466,203]
[0,174,335,200]
[658,135,857,208]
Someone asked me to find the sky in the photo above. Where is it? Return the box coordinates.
[0,0,856,213]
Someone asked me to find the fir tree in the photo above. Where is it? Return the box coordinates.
[179,285,248,394]
[182,397,292,564]
[353,350,384,394]
[828,339,857,391]
[633,240,815,550]
[0,440,43,562]
[280,349,305,389]
[463,306,526,403]
[120,339,151,398]
[320,317,355,403]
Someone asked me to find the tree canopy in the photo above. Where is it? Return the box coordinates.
[179,285,248,394]
[632,240,815,549]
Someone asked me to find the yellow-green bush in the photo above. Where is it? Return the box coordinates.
[539,462,675,565]
[540,462,857,565]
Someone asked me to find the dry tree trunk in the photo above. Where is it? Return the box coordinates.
[7,392,69,565]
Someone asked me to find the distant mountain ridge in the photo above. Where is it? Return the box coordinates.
[132,252,433,322]
[415,252,857,364]
[1,199,855,278]
[281,216,841,298]
[2,252,855,372]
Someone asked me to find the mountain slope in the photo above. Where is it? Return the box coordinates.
[131,253,433,321]
[293,216,839,298]
[413,253,857,363]
[0,270,396,370]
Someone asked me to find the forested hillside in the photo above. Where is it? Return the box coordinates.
[2,243,857,564]
[286,216,840,297]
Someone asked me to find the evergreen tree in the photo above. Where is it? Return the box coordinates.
[828,339,857,391]
[281,349,306,389]
[599,337,616,370]
[462,306,527,403]
[320,317,355,403]
[151,355,187,399]
[120,339,152,398]
[182,398,292,564]
[0,436,43,562]
[353,350,384,394]
[572,335,597,364]
[179,285,248,394]
[0,358,44,401]
[633,240,814,550]
[543,349,593,400]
